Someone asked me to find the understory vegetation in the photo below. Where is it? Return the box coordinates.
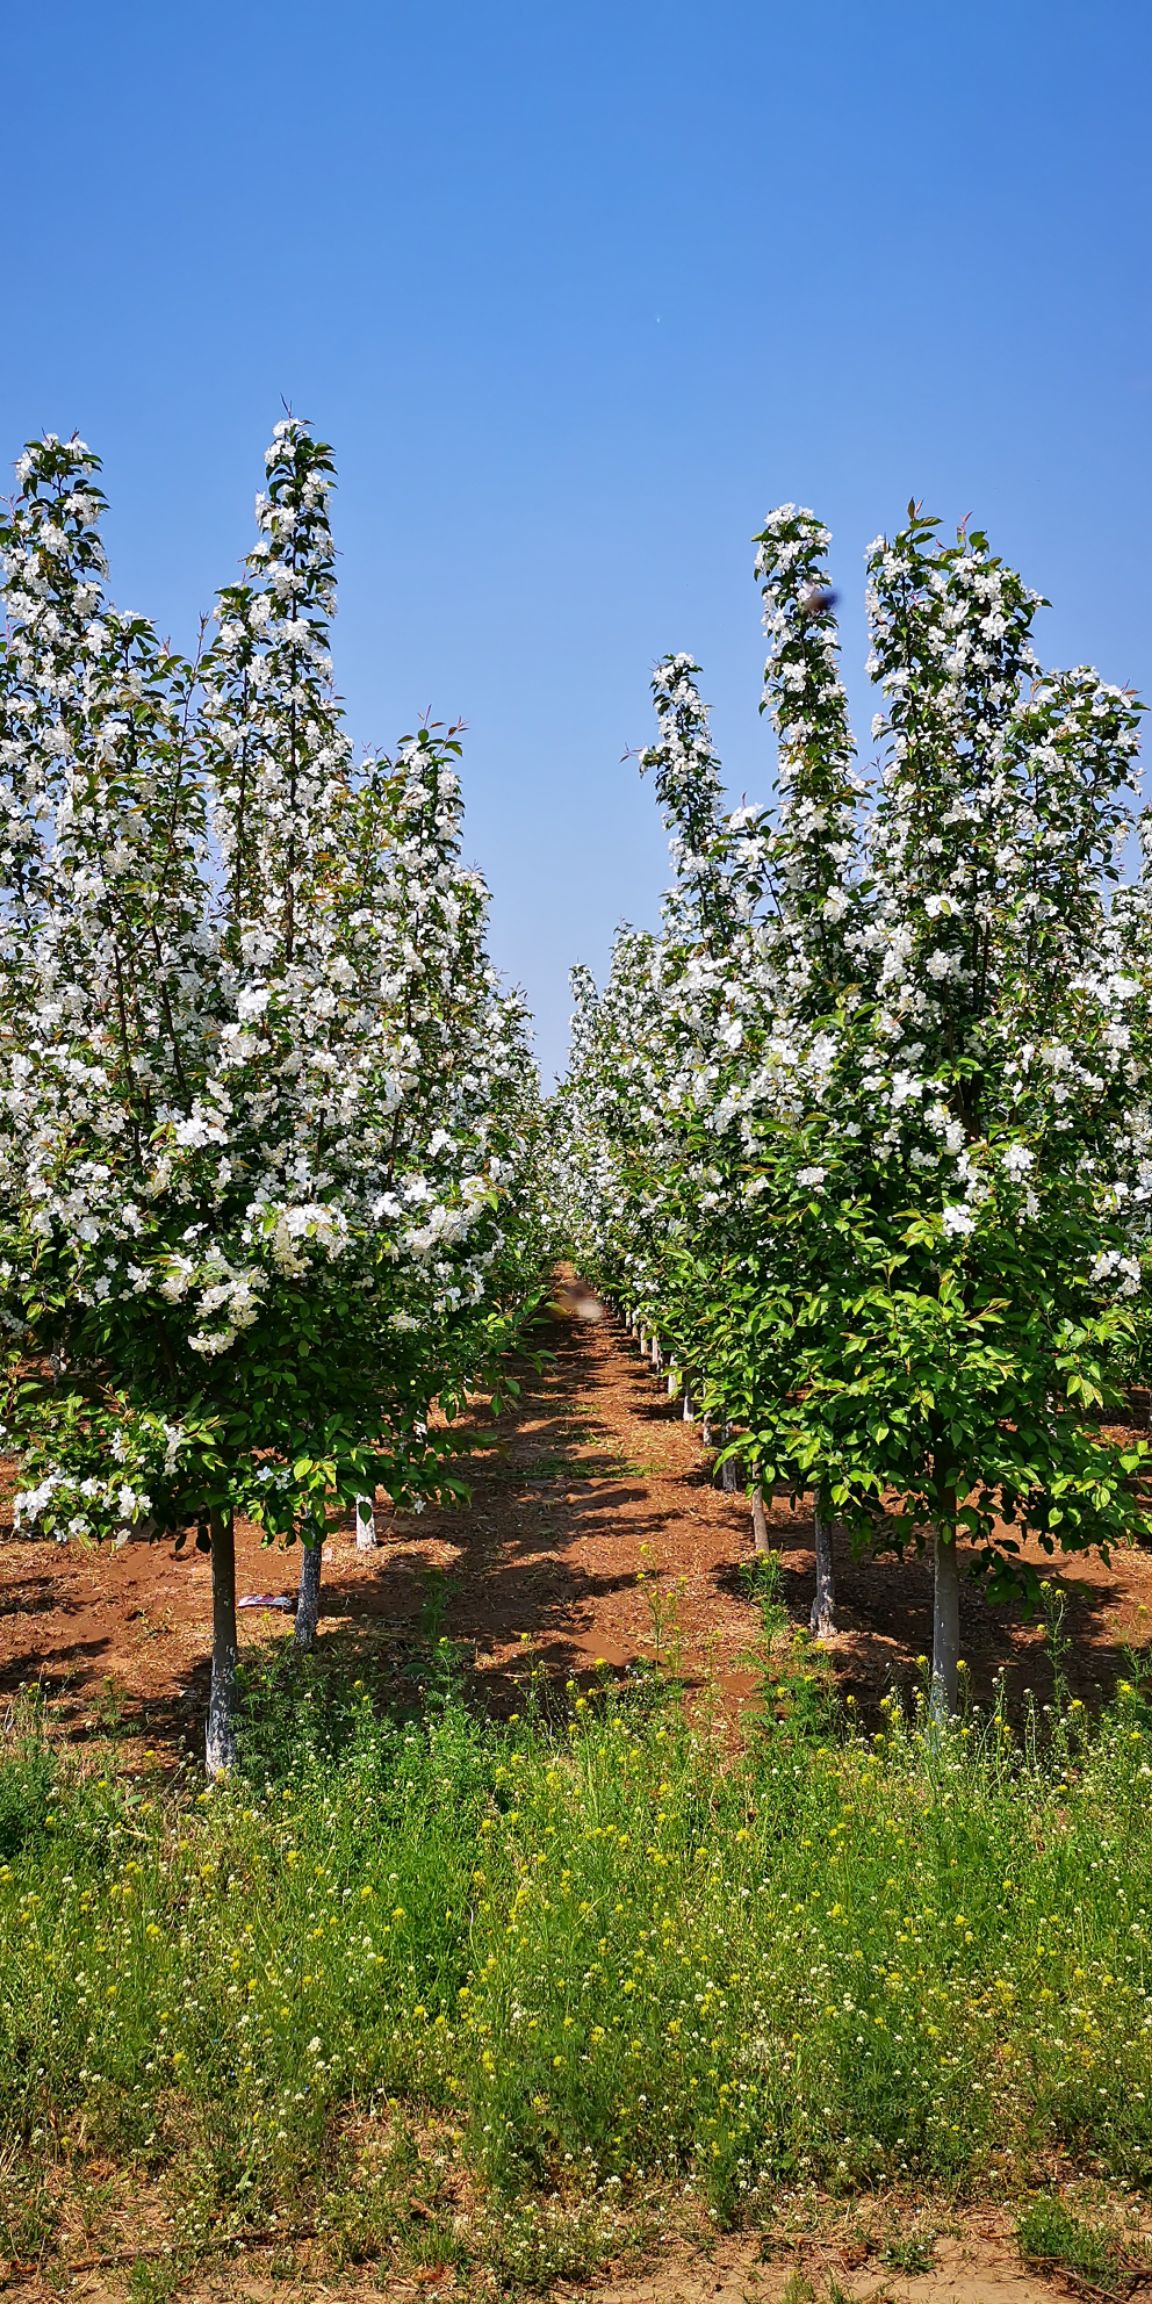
[4,1603,1152,2283]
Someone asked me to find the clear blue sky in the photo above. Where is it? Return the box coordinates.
[5,1,1150,1077]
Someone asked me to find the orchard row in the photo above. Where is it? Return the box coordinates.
[3,419,1150,1756]
[552,504,1151,1709]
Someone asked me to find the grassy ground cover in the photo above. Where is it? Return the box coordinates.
[3,1583,1152,2286]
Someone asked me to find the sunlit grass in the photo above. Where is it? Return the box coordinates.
[3,1623,1152,2276]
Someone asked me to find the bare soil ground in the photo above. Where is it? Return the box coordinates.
[587,2216,1152,2304]
[12,2203,1152,2304]
[2,1285,1152,1760]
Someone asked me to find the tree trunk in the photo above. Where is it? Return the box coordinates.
[931,1524,960,1719]
[682,1389,694,1423]
[651,1337,663,1373]
[702,1416,714,1448]
[666,1365,678,1400]
[721,1435,740,1494]
[206,1508,238,1777]
[295,1539,322,1650]
[810,1496,836,1640]
[354,1495,377,1550]
[751,1484,771,1555]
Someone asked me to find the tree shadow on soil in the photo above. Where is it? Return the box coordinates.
[4,1298,1152,1760]
[716,1505,1152,1727]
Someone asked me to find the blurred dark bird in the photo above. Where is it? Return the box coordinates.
[801,585,838,619]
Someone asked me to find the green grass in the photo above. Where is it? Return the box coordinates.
[1016,2195,1136,2291]
[3,1632,1152,2282]
[881,2231,937,2274]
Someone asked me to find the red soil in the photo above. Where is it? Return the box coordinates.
[2,1289,1151,1758]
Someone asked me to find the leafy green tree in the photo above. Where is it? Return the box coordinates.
[557,506,1150,1709]
[0,421,544,1769]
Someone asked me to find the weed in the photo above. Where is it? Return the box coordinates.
[1016,2197,1118,2286]
[130,1607,176,1646]
[882,2232,936,2274]
[127,2256,182,2304]
[741,1548,789,1645]
[0,2151,57,2261]
[3,1675,1152,2273]
[1041,1580,1074,1725]
[635,1548,688,1675]
[780,2272,815,2304]
[0,1714,56,1859]
[93,1674,128,1734]
[740,1552,835,1738]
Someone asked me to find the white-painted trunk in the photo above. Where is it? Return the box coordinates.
[931,1525,960,1720]
[205,1509,238,1777]
[810,1497,836,1640]
[651,1336,663,1372]
[682,1390,694,1423]
[702,1416,714,1447]
[295,1541,322,1651]
[354,1495,377,1550]
[751,1484,771,1555]
[666,1365,678,1399]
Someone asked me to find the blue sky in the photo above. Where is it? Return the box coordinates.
[5,0,1150,1076]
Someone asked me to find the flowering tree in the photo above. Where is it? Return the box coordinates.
[554,661,759,1412]
[556,505,1151,1709]
[0,420,543,1770]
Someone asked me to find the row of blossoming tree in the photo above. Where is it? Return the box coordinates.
[553,504,1152,1712]
[0,419,545,1769]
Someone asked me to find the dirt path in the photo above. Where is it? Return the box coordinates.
[3,1286,1152,1755]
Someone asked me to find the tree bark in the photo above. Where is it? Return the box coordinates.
[206,1508,238,1777]
[354,1495,377,1550]
[931,1523,961,1719]
[721,1435,740,1494]
[651,1337,663,1373]
[810,1496,836,1640]
[682,1389,694,1423]
[295,1539,322,1650]
[666,1364,678,1399]
[751,1484,771,1555]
